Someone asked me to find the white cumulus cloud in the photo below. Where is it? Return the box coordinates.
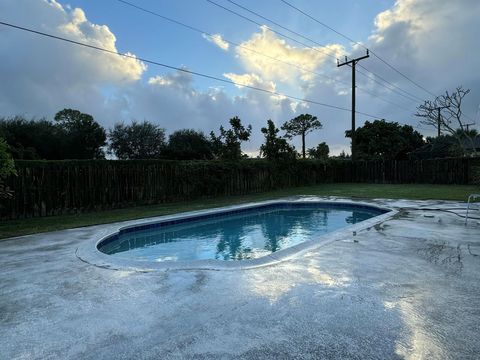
[0,0,146,120]
[223,72,275,91]
[202,33,229,51]
[235,26,344,84]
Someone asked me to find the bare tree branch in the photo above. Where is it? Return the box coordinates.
[415,86,476,156]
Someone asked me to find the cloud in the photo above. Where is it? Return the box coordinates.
[148,76,173,86]
[0,0,479,157]
[120,69,297,154]
[234,26,344,84]
[0,0,146,120]
[367,0,480,98]
[54,3,146,82]
[148,69,194,92]
[223,72,275,91]
[202,33,229,51]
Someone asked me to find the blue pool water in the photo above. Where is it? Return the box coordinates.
[98,203,386,262]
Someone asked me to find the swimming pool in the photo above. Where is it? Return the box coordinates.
[95,201,389,264]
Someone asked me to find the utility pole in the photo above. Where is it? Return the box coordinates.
[465,122,476,132]
[337,50,369,161]
[429,105,450,137]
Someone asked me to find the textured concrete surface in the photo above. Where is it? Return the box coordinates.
[1,197,480,359]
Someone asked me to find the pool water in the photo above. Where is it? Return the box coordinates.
[98,204,386,262]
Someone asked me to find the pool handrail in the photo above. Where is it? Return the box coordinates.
[465,194,480,225]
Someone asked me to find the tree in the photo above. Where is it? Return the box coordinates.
[0,136,16,198]
[260,120,296,160]
[409,129,479,159]
[54,109,106,159]
[415,86,476,156]
[281,114,322,159]
[0,116,66,159]
[210,116,252,160]
[347,119,424,160]
[337,150,350,160]
[409,135,463,160]
[108,121,166,159]
[307,142,329,160]
[165,129,213,160]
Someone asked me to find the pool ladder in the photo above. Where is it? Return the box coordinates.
[465,194,480,225]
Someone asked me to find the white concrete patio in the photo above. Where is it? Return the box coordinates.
[1,197,479,359]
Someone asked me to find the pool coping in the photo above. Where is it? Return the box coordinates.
[76,198,396,271]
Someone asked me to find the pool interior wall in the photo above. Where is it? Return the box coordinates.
[79,200,394,271]
[98,202,387,262]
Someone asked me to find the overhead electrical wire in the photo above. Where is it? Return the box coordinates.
[355,66,423,103]
[224,0,427,104]
[115,0,414,113]
[225,0,419,104]
[218,0,477,125]
[0,20,397,120]
[357,87,413,113]
[225,0,338,58]
[279,0,438,98]
[206,0,427,107]
[205,0,337,59]
[115,0,349,88]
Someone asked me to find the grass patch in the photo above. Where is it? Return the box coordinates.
[1,183,477,239]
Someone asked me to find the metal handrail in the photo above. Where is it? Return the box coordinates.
[465,194,480,225]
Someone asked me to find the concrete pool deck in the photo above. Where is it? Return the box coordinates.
[1,197,480,359]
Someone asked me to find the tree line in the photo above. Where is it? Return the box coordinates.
[0,110,332,161]
[0,86,477,168]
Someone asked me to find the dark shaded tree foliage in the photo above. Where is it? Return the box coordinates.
[0,136,16,198]
[333,150,351,160]
[409,130,479,159]
[108,121,166,159]
[307,142,329,160]
[0,110,106,160]
[0,116,65,159]
[165,129,213,160]
[55,109,106,159]
[347,119,424,160]
[281,113,322,159]
[210,116,252,160]
[409,135,462,160]
[260,119,296,160]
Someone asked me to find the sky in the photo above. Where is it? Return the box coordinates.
[0,0,479,156]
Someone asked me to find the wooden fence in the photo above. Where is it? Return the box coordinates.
[1,157,479,219]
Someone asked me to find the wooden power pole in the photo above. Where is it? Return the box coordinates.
[429,105,450,137]
[337,50,369,160]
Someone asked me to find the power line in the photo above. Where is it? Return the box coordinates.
[211,0,477,122]
[356,87,413,113]
[279,0,437,98]
[207,0,426,107]
[225,0,338,58]
[280,0,358,44]
[355,66,422,103]
[357,64,424,102]
[115,0,414,113]
[115,0,347,87]
[205,0,336,59]
[226,0,420,110]
[0,20,393,120]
